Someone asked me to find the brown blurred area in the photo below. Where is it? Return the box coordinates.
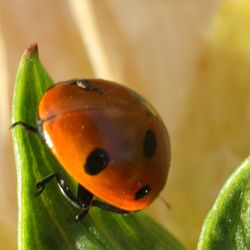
[3,0,246,249]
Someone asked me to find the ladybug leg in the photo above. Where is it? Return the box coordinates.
[75,184,93,222]
[35,173,81,209]
[75,185,130,218]
[91,200,130,215]
[76,184,93,206]
[34,173,58,197]
[11,121,38,133]
[56,175,82,209]
[74,209,89,222]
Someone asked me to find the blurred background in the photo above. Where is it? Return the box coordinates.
[2,0,250,249]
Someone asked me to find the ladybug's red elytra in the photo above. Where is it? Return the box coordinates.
[12,79,171,221]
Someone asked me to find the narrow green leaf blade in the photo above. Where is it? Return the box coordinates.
[198,157,250,250]
[12,44,185,250]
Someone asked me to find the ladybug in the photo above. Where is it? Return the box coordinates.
[12,79,170,221]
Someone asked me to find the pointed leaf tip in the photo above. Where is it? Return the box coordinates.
[24,43,39,58]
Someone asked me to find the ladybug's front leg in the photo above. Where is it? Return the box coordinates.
[35,173,93,221]
[34,173,59,197]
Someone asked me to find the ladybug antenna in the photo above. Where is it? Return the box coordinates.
[10,121,38,133]
[159,195,171,209]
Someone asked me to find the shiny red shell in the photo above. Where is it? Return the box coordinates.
[37,79,170,211]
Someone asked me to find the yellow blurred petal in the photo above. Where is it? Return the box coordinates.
[171,0,250,248]
[210,0,250,56]
[0,23,17,250]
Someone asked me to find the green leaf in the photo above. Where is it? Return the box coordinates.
[11,44,185,250]
[198,157,250,250]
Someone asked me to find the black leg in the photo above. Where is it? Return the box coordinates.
[91,200,130,215]
[34,173,58,197]
[10,121,38,133]
[56,175,82,209]
[76,185,130,217]
[35,173,131,221]
[35,173,81,208]
[77,184,93,207]
[74,208,90,222]
[74,184,94,222]
[35,173,94,221]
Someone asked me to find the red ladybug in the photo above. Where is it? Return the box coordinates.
[12,79,170,221]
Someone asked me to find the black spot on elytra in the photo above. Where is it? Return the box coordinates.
[144,129,157,158]
[135,185,151,200]
[84,149,109,175]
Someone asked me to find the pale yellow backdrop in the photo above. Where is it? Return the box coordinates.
[4,0,250,249]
